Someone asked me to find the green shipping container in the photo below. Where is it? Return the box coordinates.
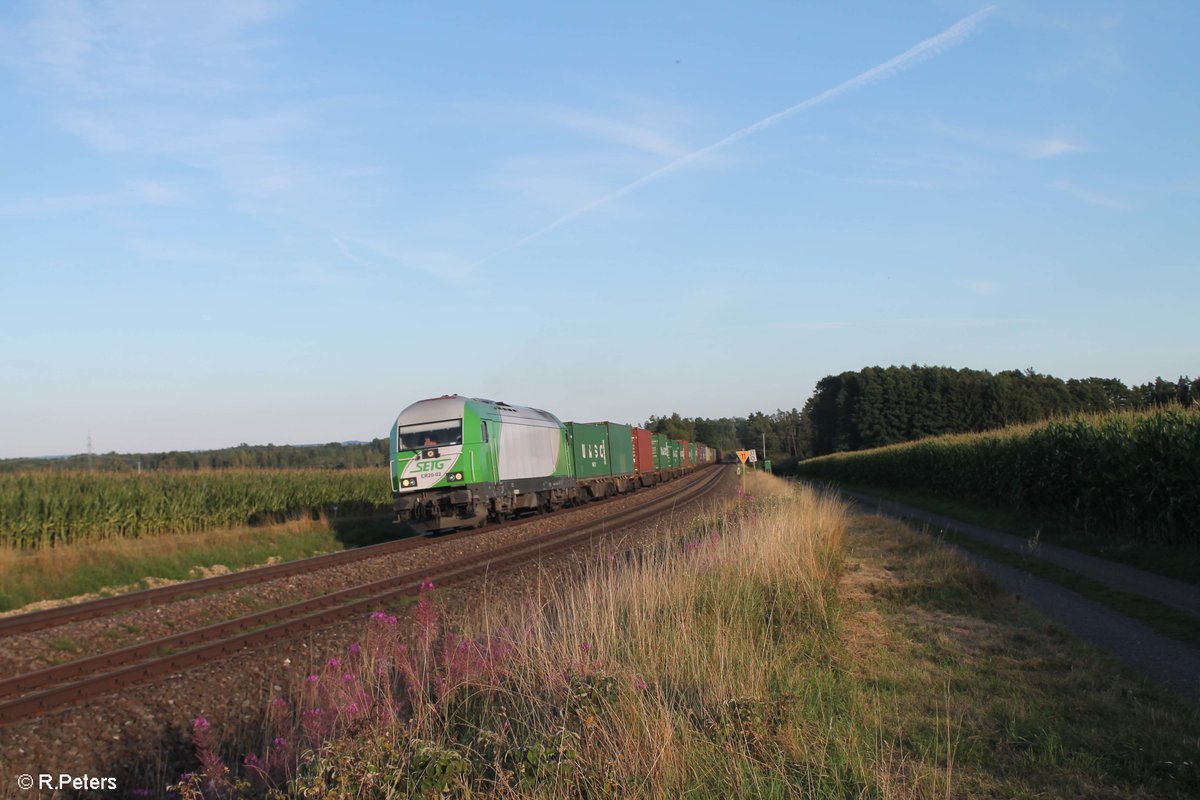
[600,422,634,477]
[688,443,697,465]
[670,440,683,468]
[567,422,612,479]
[651,433,669,470]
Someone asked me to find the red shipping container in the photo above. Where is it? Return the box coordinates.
[679,439,690,467]
[631,427,654,473]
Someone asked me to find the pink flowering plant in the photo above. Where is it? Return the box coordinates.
[174,577,634,797]
[172,474,851,798]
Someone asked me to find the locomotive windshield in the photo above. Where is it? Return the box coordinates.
[398,419,462,451]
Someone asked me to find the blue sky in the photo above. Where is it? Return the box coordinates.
[1,1,1197,458]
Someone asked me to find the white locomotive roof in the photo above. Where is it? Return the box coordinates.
[395,395,468,428]
[395,394,563,429]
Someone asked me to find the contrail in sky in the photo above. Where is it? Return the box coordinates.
[473,4,996,266]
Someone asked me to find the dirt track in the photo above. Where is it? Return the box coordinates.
[839,489,1200,704]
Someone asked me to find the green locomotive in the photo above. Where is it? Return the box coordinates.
[390,394,710,534]
[390,395,575,533]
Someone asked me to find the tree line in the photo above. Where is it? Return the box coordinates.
[801,367,1198,456]
[644,367,1198,462]
[5,367,1195,472]
[0,440,390,473]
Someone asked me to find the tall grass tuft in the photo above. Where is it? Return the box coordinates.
[174,474,955,798]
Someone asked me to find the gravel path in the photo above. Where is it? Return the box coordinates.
[839,489,1200,704]
[839,489,1200,617]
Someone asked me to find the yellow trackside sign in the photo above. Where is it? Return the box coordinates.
[736,450,751,464]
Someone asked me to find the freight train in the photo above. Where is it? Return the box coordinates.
[389,395,716,534]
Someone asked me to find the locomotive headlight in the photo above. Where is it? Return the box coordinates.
[400,478,417,488]
[446,472,464,483]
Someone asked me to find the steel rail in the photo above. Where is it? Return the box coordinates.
[0,469,707,637]
[0,466,726,727]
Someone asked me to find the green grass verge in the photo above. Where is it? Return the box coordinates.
[934,521,1200,647]
[0,514,406,613]
[844,514,1200,798]
[829,482,1200,647]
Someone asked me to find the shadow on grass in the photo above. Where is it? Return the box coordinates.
[329,511,417,548]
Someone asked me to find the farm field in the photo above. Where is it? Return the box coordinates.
[792,406,1200,561]
[165,473,1200,799]
[0,468,397,613]
[0,468,392,548]
[0,511,401,614]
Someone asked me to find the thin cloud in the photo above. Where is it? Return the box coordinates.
[473,5,997,266]
[923,120,1090,162]
[20,2,316,217]
[773,317,1026,332]
[334,235,478,287]
[1051,180,1128,209]
[896,317,1026,329]
[849,176,935,189]
[0,181,186,216]
[547,108,688,157]
[771,322,853,330]
[1024,137,1086,158]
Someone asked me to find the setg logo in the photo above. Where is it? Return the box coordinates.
[400,452,459,488]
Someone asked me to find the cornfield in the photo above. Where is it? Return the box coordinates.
[793,406,1200,546]
[0,468,391,549]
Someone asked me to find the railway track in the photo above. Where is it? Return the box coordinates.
[0,465,726,727]
[0,470,703,638]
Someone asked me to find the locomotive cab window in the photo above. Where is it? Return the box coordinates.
[398,419,462,450]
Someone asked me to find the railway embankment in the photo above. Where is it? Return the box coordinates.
[0,467,731,795]
[4,470,1199,798]
[162,474,1200,798]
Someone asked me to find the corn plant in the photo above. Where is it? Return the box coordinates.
[0,469,391,549]
[793,406,1200,546]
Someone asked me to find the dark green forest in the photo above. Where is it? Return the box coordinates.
[800,367,1198,456]
[4,367,1195,472]
[646,367,1197,462]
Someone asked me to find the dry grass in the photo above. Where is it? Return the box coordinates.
[0,516,342,613]
[457,472,854,793]
[175,473,964,798]
[170,473,1200,798]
